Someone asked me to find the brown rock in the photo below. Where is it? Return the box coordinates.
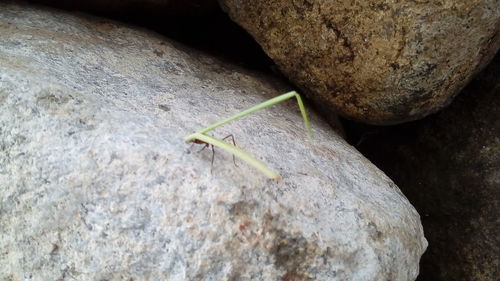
[219,0,500,124]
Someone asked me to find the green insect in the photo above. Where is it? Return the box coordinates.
[185,91,312,180]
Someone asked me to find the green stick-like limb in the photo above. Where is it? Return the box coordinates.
[190,132,279,179]
[185,91,311,179]
[185,91,312,142]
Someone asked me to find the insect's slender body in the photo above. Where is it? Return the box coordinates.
[192,134,237,171]
[185,91,311,180]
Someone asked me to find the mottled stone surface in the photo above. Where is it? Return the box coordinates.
[0,3,426,281]
[219,0,500,124]
[357,56,499,280]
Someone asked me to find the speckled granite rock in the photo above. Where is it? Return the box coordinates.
[219,0,500,124]
[0,3,426,281]
[357,56,500,281]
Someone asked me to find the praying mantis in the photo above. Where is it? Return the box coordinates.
[184,91,312,180]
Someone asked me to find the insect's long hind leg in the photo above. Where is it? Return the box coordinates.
[222,134,238,167]
[210,144,215,173]
[197,143,210,152]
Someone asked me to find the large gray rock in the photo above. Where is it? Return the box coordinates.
[0,3,426,281]
[219,0,500,125]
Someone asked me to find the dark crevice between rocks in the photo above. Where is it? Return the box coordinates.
[20,0,275,72]
[341,53,499,281]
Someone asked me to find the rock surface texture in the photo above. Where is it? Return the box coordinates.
[0,3,426,281]
[219,0,500,124]
[360,56,499,281]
